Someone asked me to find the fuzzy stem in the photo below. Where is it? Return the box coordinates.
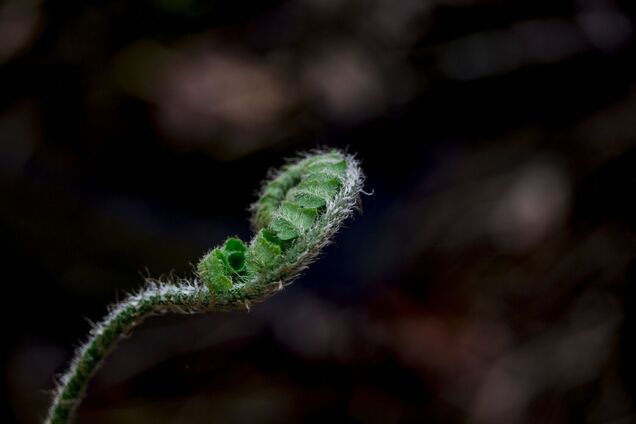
[45,283,236,424]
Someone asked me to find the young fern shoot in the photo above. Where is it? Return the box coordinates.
[46,149,365,424]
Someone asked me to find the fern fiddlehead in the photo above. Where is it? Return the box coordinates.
[45,149,364,424]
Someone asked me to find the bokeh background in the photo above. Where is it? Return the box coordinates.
[2,0,636,422]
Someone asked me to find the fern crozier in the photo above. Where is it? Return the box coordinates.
[45,149,364,424]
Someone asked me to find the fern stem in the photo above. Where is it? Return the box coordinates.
[46,283,223,423]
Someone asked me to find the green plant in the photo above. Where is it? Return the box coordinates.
[45,149,364,424]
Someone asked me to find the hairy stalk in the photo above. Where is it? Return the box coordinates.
[46,149,364,424]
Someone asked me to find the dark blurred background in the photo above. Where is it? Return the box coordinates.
[2,0,636,422]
